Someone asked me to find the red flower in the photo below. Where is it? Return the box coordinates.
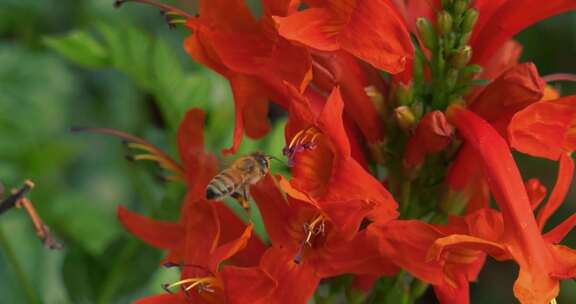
[428,106,576,304]
[183,0,312,154]
[116,109,270,303]
[470,0,576,65]
[249,174,398,304]
[274,0,414,74]
[444,63,546,213]
[120,202,274,304]
[283,86,398,224]
[509,96,576,230]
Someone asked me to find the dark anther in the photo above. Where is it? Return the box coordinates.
[163,261,180,268]
[42,224,64,250]
[161,283,173,294]
[113,0,125,9]
[0,181,34,215]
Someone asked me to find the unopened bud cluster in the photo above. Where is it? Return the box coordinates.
[416,0,481,109]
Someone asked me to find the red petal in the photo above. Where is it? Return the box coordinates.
[220,266,276,304]
[317,229,399,277]
[176,109,218,195]
[198,0,257,31]
[260,247,321,304]
[536,154,574,229]
[117,205,184,251]
[326,158,399,224]
[404,110,454,168]
[177,109,205,164]
[445,144,490,214]
[544,213,576,244]
[472,0,576,65]
[525,178,547,210]
[317,87,352,157]
[447,106,546,249]
[433,275,470,304]
[550,244,576,279]
[479,40,523,81]
[135,293,186,304]
[368,221,445,285]
[251,175,295,247]
[429,234,507,262]
[181,201,220,267]
[222,75,271,155]
[213,202,266,267]
[209,223,254,273]
[469,63,545,130]
[276,0,413,73]
[313,52,387,143]
[509,96,576,160]
[262,0,300,16]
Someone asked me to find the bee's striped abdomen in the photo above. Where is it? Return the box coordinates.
[205,170,240,200]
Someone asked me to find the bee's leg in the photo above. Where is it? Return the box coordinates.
[231,187,250,212]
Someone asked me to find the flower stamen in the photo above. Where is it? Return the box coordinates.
[283,127,320,166]
[113,0,194,19]
[71,127,185,182]
[293,214,326,264]
[162,276,219,294]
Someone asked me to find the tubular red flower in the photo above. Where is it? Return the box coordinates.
[249,175,398,303]
[443,105,576,304]
[284,86,398,224]
[183,0,312,154]
[403,110,454,169]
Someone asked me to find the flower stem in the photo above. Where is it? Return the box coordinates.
[0,226,40,304]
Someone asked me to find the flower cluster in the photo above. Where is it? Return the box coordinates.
[114,0,576,303]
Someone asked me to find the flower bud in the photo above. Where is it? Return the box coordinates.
[450,46,472,68]
[458,32,472,47]
[394,106,416,131]
[441,0,453,8]
[437,11,453,35]
[416,18,437,50]
[453,0,468,16]
[446,68,459,90]
[461,8,479,33]
[364,86,386,117]
[461,64,482,81]
[396,82,414,106]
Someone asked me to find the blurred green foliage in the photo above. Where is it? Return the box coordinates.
[0,0,574,303]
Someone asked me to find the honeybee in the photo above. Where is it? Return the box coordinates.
[205,152,275,210]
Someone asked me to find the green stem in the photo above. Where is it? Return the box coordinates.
[0,227,40,304]
[400,180,412,215]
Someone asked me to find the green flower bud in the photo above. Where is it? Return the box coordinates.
[461,8,479,33]
[416,18,437,50]
[453,0,467,16]
[450,46,472,68]
[446,68,459,90]
[396,83,414,106]
[441,0,453,8]
[394,106,416,131]
[458,32,472,47]
[437,11,453,35]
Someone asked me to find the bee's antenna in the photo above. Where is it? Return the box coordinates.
[267,155,286,165]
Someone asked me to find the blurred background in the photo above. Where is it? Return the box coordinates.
[0,0,574,303]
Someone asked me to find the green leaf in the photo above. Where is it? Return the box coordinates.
[43,30,109,68]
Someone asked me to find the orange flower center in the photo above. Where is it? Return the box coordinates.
[285,127,335,199]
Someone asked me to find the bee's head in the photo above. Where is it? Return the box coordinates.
[252,151,270,172]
